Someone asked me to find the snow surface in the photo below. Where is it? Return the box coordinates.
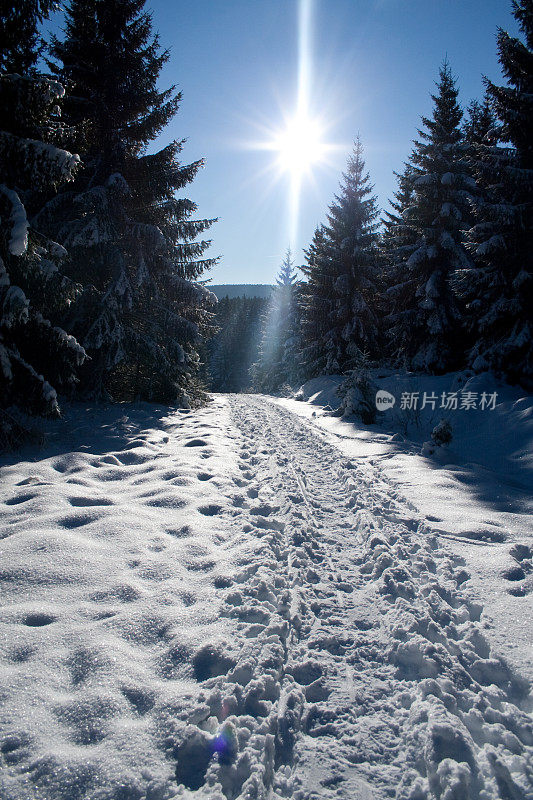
[0,393,532,799]
[277,372,533,682]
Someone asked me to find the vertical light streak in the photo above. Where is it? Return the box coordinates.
[297,0,312,118]
[289,0,313,247]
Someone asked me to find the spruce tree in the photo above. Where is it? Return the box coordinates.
[276,247,298,287]
[464,1,533,386]
[463,96,497,148]
[299,138,380,378]
[380,161,420,364]
[382,162,418,253]
[299,224,335,377]
[0,1,55,74]
[386,61,473,373]
[0,13,86,440]
[36,0,217,403]
[252,249,301,392]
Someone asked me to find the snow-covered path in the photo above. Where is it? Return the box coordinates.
[0,395,531,800]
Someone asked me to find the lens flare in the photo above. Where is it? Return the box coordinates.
[210,727,237,766]
[273,113,326,177]
[241,0,344,248]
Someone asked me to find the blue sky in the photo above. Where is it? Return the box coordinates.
[50,1,519,284]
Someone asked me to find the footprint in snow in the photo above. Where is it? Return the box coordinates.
[249,503,277,516]
[159,470,189,482]
[187,560,216,572]
[113,451,152,466]
[192,644,236,681]
[4,493,36,505]
[144,496,186,509]
[51,459,70,473]
[502,565,527,582]
[510,543,532,563]
[198,504,223,516]
[16,476,48,486]
[196,472,214,481]
[58,512,101,529]
[23,612,56,627]
[287,660,323,685]
[184,438,209,447]
[166,525,192,538]
[0,732,32,763]
[97,455,122,466]
[67,496,114,507]
[121,686,156,715]
[213,575,233,588]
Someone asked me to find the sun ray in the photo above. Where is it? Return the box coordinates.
[290,0,312,244]
[240,0,346,249]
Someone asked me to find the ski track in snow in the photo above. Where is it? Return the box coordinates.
[0,395,532,800]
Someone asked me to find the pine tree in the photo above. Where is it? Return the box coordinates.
[299,138,380,378]
[0,13,86,441]
[36,0,217,403]
[386,61,473,373]
[252,249,302,392]
[463,1,533,386]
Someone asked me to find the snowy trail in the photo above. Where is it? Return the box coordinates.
[175,395,532,799]
[0,395,532,800]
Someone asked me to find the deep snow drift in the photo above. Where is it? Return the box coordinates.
[0,393,531,799]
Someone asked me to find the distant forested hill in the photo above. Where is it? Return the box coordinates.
[209,284,274,300]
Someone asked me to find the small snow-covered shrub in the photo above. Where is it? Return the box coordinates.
[431,418,453,446]
[278,383,294,398]
[337,366,377,424]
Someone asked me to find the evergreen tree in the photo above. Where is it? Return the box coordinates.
[380,161,419,363]
[385,61,473,373]
[36,0,217,403]
[299,138,380,378]
[463,96,497,148]
[276,247,298,287]
[299,224,335,376]
[251,249,302,392]
[463,1,533,386]
[0,21,86,440]
[382,162,418,252]
[0,1,55,74]
[283,279,305,387]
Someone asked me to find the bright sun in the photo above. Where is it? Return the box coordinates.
[273,113,326,177]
